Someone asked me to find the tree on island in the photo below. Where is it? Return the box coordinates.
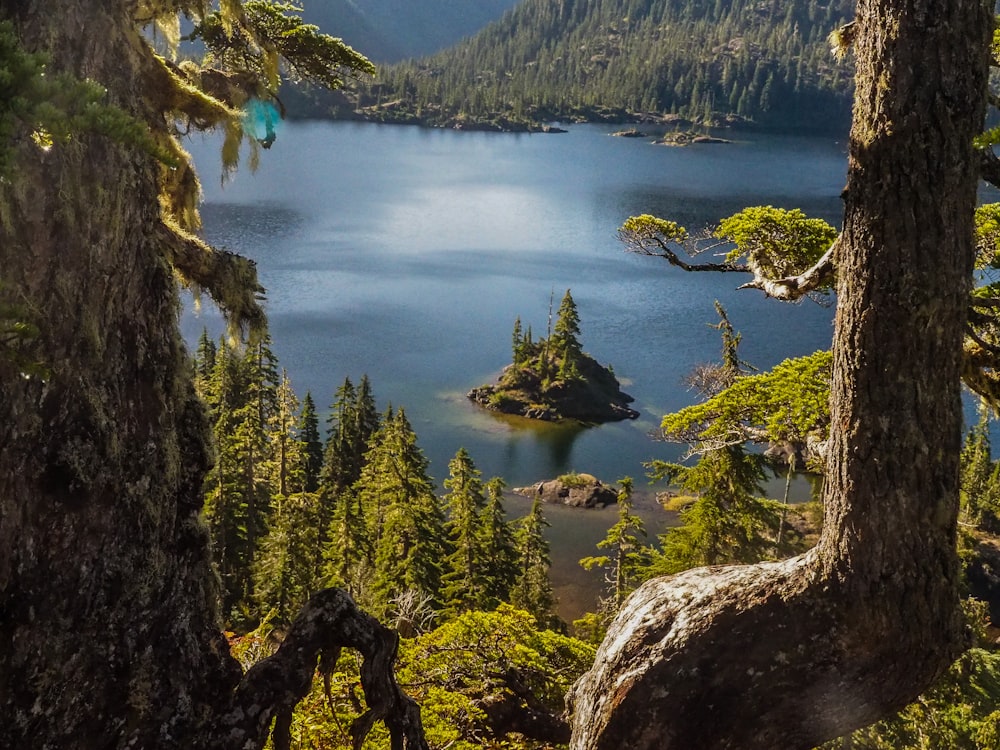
[471,288,638,422]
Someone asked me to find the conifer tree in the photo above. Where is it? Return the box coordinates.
[511,496,556,625]
[441,448,489,616]
[580,477,650,614]
[252,491,320,623]
[317,376,380,595]
[266,369,302,498]
[645,446,781,576]
[368,409,447,614]
[511,316,525,366]
[194,327,217,386]
[478,476,519,608]
[298,392,323,494]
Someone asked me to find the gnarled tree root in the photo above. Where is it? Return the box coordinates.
[217,588,428,750]
[567,549,963,750]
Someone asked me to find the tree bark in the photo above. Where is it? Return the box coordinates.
[0,2,423,748]
[568,1,992,748]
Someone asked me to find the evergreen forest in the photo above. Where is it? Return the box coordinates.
[332,0,856,132]
[5,0,1000,749]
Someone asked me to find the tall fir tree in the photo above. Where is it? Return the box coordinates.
[367,408,448,615]
[440,447,489,616]
[478,476,519,608]
[298,391,324,494]
[580,477,650,616]
[511,496,556,626]
[319,377,381,595]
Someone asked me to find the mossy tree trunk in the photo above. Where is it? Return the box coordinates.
[0,2,425,748]
[568,0,992,748]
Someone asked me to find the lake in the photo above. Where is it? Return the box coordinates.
[181,120,846,618]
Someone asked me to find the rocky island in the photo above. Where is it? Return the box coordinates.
[468,290,639,423]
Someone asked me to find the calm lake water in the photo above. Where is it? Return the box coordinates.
[182,120,847,618]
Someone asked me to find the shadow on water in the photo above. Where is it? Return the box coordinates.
[475,410,601,480]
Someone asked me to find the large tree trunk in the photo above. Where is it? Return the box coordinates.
[0,2,425,748]
[568,1,992,748]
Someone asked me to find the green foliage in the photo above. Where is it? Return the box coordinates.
[441,448,490,616]
[250,605,595,750]
[645,446,784,575]
[578,477,650,628]
[661,349,832,452]
[478,477,519,608]
[298,391,323,493]
[366,408,448,617]
[252,491,320,622]
[0,20,172,176]
[552,289,583,359]
[511,498,557,627]
[342,0,854,130]
[717,205,838,282]
[0,281,44,378]
[618,214,689,249]
[191,1,375,94]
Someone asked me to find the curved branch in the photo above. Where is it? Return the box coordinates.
[220,588,428,750]
[736,236,839,300]
[620,230,749,273]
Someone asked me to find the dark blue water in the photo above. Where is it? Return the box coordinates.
[181,122,848,616]
[183,121,845,488]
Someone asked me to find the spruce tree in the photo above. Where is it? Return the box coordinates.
[367,409,447,615]
[298,392,323,494]
[441,447,488,616]
[511,496,556,625]
[478,476,519,608]
[579,477,650,616]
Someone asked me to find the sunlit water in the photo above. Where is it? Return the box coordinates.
[182,121,848,618]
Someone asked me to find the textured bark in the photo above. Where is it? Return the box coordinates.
[568,1,992,748]
[0,2,423,748]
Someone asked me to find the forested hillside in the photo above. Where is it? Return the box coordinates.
[341,0,855,131]
[300,0,521,62]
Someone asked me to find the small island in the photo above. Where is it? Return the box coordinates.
[468,289,639,423]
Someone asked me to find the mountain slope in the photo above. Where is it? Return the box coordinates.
[349,0,855,131]
[302,0,522,62]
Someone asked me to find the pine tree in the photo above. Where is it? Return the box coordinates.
[580,477,650,614]
[364,408,447,614]
[298,391,323,494]
[511,496,556,625]
[552,288,583,377]
[478,476,519,608]
[441,448,488,616]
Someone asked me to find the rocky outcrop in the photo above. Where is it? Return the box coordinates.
[514,474,618,508]
[468,353,639,424]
